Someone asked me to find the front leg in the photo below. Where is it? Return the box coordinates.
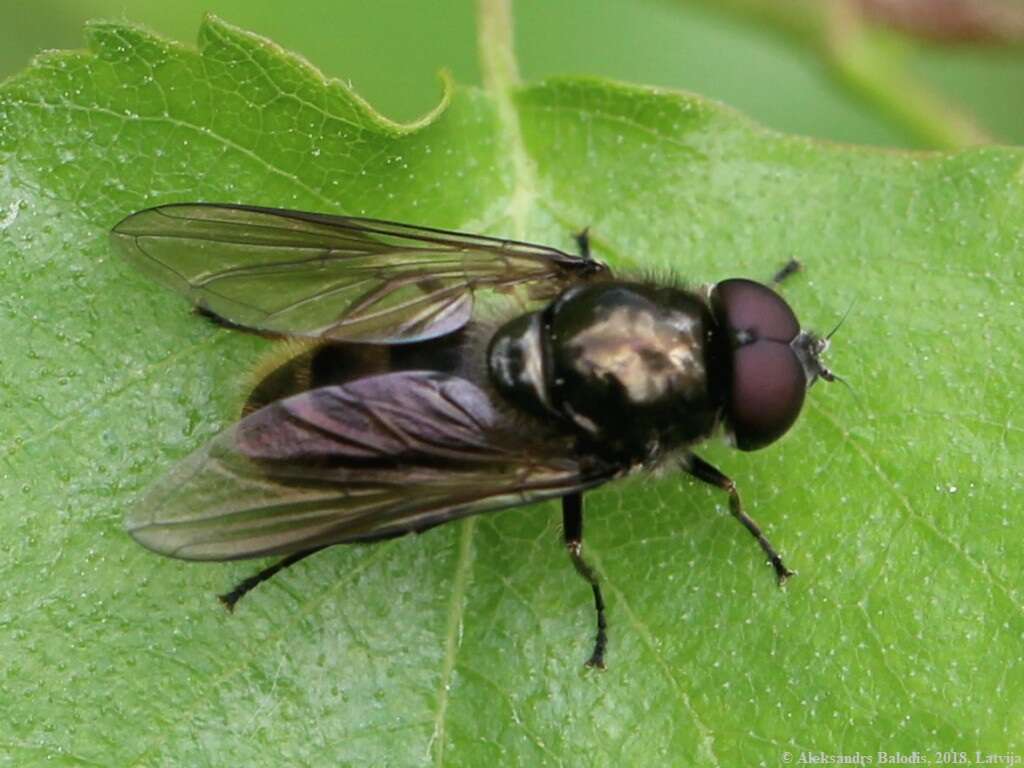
[681,454,794,585]
[771,258,802,286]
[562,492,608,669]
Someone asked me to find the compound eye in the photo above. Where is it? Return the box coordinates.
[713,279,800,342]
[729,340,806,451]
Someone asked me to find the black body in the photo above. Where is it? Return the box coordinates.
[490,281,728,464]
[112,203,834,668]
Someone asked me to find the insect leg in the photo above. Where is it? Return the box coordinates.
[218,547,327,611]
[194,303,290,340]
[680,454,795,585]
[562,492,608,669]
[771,259,802,285]
[574,228,592,261]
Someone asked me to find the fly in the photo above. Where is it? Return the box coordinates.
[111,203,836,668]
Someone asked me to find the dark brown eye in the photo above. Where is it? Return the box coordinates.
[727,340,806,450]
[712,278,800,343]
[711,278,807,450]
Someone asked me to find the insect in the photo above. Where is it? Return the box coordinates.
[111,203,836,668]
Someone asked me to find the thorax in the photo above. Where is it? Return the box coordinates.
[488,280,727,463]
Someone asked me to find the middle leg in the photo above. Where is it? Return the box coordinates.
[574,228,592,261]
[562,492,608,669]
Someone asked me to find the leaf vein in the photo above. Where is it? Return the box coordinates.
[428,517,477,767]
[9,98,337,207]
[599,554,722,768]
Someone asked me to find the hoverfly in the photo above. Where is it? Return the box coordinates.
[111,203,836,668]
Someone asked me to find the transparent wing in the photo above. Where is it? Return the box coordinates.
[111,203,609,342]
[126,372,617,560]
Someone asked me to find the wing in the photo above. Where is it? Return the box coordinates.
[111,203,609,343]
[126,372,618,561]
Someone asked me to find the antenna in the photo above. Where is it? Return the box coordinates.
[826,298,855,340]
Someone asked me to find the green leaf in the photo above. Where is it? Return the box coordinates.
[2,13,1023,766]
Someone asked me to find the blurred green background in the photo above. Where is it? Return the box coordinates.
[4,0,1024,149]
